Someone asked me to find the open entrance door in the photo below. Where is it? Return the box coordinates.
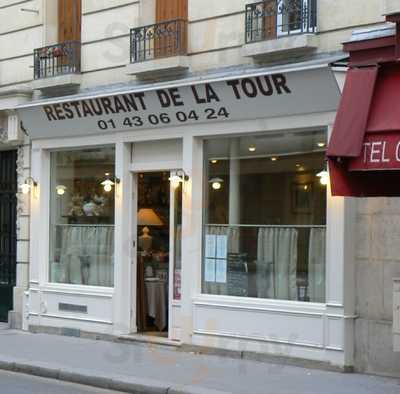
[135,172,182,338]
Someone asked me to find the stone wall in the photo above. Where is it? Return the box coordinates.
[9,137,31,329]
[355,198,400,377]
[0,0,387,91]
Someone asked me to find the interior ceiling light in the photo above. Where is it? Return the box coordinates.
[209,177,223,190]
[248,145,256,152]
[317,142,326,148]
[56,185,67,196]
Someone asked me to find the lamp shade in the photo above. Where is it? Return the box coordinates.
[137,208,163,226]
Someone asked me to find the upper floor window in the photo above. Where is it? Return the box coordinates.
[245,0,317,44]
[33,0,81,79]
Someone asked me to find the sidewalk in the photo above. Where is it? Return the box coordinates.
[0,328,399,394]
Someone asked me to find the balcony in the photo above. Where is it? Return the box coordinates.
[126,19,190,79]
[31,41,81,91]
[242,0,318,60]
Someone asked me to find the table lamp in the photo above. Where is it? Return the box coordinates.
[137,208,163,252]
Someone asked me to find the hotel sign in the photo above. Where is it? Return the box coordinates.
[17,67,340,139]
[349,133,400,171]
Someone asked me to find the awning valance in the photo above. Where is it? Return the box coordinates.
[327,64,400,197]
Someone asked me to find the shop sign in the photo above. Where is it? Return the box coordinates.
[349,133,400,171]
[18,68,339,139]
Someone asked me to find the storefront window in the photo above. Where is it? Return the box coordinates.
[203,131,327,303]
[49,147,115,287]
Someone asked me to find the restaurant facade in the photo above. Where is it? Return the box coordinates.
[17,62,345,365]
[1,0,399,378]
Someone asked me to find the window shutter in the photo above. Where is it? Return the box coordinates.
[58,0,81,42]
[264,0,277,39]
[156,0,187,22]
[155,0,188,58]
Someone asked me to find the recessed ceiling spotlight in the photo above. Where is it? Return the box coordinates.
[271,157,278,161]
[317,142,326,148]
[248,145,256,152]
[211,159,218,164]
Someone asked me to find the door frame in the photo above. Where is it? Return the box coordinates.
[129,163,182,340]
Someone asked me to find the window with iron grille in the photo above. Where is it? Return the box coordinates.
[34,0,81,79]
[245,0,317,44]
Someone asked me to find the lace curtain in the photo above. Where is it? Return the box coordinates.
[308,227,326,303]
[51,225,114,287]
[257,227,298,300]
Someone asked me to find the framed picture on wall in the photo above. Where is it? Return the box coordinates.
[291,183,313,214]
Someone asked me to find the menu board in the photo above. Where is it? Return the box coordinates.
[204,233,228,283]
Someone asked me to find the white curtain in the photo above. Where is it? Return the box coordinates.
[203,225,240,295]
[308,228,326,303]
[175,224,182,270]
[56,226,114,287]
[257,227,298,300]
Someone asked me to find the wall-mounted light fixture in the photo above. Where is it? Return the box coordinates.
[317,169,329,186]
[20,177,37,195]
[56,185,67,196]
[209,177,223,190]
[101,173,120,192]
[169,170,189,189]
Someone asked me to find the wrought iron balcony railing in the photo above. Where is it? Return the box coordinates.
[130,19,187,63]
[33,41,81,79]
[245,0,317,44]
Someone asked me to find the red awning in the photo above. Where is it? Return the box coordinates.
[327,66,378,158]
[328,64,400,197]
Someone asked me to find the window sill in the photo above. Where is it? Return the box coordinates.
[125,56,190,80]
[37,282,114,298]
[31,73,82,92]
[242,34,318,60]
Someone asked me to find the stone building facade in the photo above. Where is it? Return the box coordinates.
[0,0,399,378]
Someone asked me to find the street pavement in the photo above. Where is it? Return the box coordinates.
[0,329,399,394]
[0,370,123,394]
